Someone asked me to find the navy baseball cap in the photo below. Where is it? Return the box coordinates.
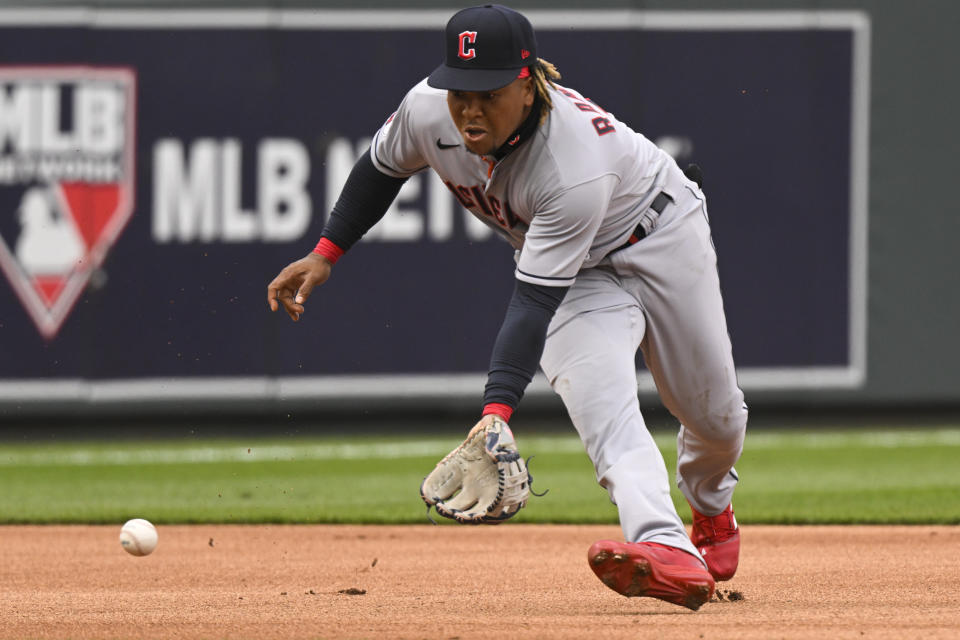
[427,4,538,92]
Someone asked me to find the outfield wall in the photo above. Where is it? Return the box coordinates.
[0,0,957,418]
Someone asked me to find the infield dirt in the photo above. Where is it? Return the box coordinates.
[1,524,958,639]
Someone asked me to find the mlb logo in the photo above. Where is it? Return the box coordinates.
[0,66,136,339]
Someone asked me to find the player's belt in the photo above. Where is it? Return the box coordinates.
[614,191,673,252]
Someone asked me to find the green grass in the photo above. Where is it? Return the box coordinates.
[1,427,959,524]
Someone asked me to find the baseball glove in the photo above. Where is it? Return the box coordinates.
[420,415,530,524]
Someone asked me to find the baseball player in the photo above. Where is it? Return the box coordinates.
[268,5,745,610]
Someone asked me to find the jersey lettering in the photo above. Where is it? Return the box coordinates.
[586,98,608,113]
[469,185,503,225]
[458,31,478,60]
[444,181,476,209]
[592,117,616,136]
[558,87,614,137]
[487,194,508,227]
[444,181,519,230]
[456,185,476,208]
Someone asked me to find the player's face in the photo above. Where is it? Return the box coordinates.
[447,78,535,156]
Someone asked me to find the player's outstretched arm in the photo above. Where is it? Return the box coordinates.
[266,149,408,323]
[267,252,332,322]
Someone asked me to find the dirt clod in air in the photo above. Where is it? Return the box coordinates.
[712,588,745,602]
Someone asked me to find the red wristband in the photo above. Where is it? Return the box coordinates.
[313,237,344,264]
[482,403,514,422]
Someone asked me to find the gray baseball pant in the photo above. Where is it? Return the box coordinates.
[539,177,747,560]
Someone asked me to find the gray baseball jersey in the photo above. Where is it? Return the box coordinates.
[373,76,746,558]
[370,78,673,287]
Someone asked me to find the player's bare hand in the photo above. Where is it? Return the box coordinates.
[267,253,332,321]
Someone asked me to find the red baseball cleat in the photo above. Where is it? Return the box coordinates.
[587,540,715,611]
[690,503,740,581]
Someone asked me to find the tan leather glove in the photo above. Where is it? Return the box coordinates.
[420,415,530,524]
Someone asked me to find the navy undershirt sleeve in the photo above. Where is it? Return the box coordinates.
[483,280,569,411]
[320,149,408,250]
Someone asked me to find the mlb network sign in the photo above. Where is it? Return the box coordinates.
[0,67,135,339]
[0,9,868,406]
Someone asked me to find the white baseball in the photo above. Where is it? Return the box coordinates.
[119,518,158,556]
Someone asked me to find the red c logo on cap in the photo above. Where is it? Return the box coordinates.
[458,31,477,60]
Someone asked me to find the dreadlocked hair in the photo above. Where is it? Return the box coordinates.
[531,58,561,124]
